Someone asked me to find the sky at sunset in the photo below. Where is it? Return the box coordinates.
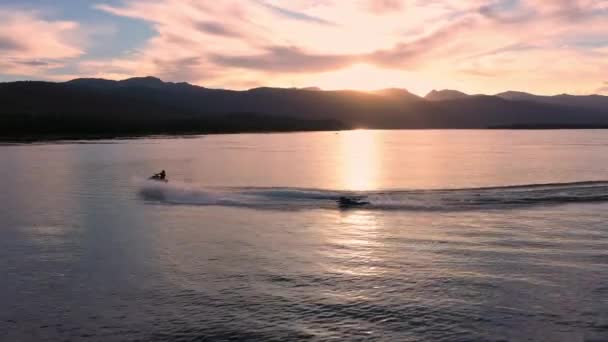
[1,0,607,95]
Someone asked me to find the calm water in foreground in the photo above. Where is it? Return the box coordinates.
[1,130,607,341]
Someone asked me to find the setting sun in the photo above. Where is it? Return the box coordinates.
[306,63,433,94]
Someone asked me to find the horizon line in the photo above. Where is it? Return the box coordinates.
[2,75,607,98]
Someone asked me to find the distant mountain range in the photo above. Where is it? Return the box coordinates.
[426,88,608,112]
[1,76,608,139]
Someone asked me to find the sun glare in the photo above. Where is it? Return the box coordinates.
[338,129,380,191]
[309,63,433,94]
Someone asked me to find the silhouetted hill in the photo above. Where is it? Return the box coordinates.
[1,77,607,139]
[425,89,470,101]
[374,88,423,102]
[496,91,608,111]
[495,91,537,101]
[300,87,322,91]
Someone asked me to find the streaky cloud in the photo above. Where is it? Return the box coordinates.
[15,59,54,67]
[153,56,206,82]
[467,43,540,59]
[194,20,241,37]
[210,46,358,73]
[0,9,83,78]
[0,36,24,51]
[365,18,476,67]
[364,0,404,14]
[458,68,500,78]
[254,0,336,26]
[478,1,535,23]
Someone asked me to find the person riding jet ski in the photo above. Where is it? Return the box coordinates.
[337,196,369,207]
[149,170,167,182]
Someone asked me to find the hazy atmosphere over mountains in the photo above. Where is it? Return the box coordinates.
[1,0,607,95]
[2,77,608,138]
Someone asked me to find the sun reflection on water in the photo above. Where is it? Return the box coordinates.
[338,129,380,191]
[318,210,387,277]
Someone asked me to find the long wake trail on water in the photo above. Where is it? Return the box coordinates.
[136,179,608,211]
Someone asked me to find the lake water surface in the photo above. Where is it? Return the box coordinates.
[1,130,607,341]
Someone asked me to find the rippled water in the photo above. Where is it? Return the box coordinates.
[1,130,608,341]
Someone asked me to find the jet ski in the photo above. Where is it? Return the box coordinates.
[337,196,369,208]
[148,175,168,183]
[149,170,168,183]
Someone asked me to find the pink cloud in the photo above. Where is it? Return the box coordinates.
[0,9,84,76]
[211,46,358,73]
[364,0,404,14]
[74,0,608,94]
